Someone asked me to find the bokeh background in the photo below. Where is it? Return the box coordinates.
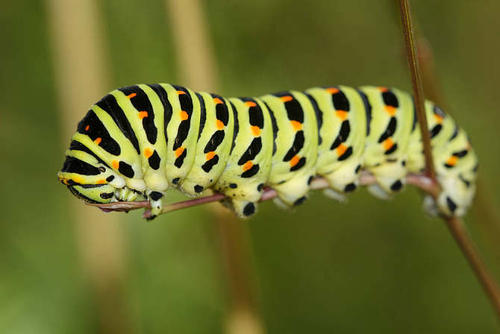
[1,0,500,333]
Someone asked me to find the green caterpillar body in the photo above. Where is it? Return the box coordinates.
[58,84,477,219]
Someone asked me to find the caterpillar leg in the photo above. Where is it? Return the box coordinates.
[272,174,310,207]
[321,159,362,201]
[367,160,406,199]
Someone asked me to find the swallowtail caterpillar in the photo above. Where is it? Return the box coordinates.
[58,84,477,219]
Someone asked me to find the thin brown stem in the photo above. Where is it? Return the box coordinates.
[399,0,436,179]
[399,0,500,319]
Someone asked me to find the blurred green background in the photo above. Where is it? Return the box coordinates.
[1,0,500,333]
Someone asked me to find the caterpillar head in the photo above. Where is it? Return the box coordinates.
[58,153,127,204]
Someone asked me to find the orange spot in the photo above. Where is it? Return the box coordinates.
[383,138,394,151]
[378,87,388,92]
[144,148,153,158]
[112,160,119,169]
[175,147,184,158]
[290,120,302,131]
[385,105,397,116]
[97,179,106,184]
[213,97,223,104]
[434,113,443,124]
[138,111,148,119]
[280,96,293,102]
[446,156,458,166]
[335,110,348,120]
[206,151,216,160]
[243,161,253,171]
[180,110,189,120]
[336,144,348,157]
[94,137,102,145]
[85,125,90,131]
[326,87,339,94]
[251,125,261,136]
[127,93,137,99]
[216,119,225,130]
[245,101,257,107]
[290,155,300,167]
[177,90,186,95]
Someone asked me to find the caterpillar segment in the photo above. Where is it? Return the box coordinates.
[58,84,478,219]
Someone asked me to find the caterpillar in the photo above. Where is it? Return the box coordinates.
[58,84,478,219]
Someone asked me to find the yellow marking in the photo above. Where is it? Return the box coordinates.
[144,148,153,158]
[206,151,216,160]
[251,125,261,136]
[326,87,339,94]
[127,93,137,99]
[383,138,394,151]
[112,160,119,169]
[213,97,223,104]
[73,175,84,184]
[138,111,148,119]
[385,105,397,116]
[177,90,186,95]
[175,147,184,158]
[245,101,257,107]
[280,96,293,102]
[85,125,90,131]
[97,179,106,184]
[335,110,348,120]
[180,110,189,120]
[243,161,253,171]
[434,113,443,124]
[216,119,225,130]
[290,120,302,131]
[446,156,458,166]
[94,137,102,145]
[290,155,300,167]
[336,144,348,157]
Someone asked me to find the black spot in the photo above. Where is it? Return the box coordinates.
[201,154,219,172]
[174,149,187,168]
[243,202,256,216]
[355,165,361,173]
[242,98,264,127]
[241,164,260,178]
[264,101,279,155]
[446,197,457,213]
[106,175,115,182]
[148,150,161,170]
[453,149,469,158]
[384,143,398,155]
[382,90,399,107]
[459,175,471,188]
[119,86,157,144]
[77,110,121,156]
[230,102,239,154]
[172,177,180,184]
[332,89,350,111]
[357,89,372,135]
[173,119,191,150]
[330,121,350,150]
[283,131,305,161]
[307,176,314,185]
[257,183,264,192]
[290,157,306,171]
[238,137,262,165]
[430,124,442,138]
[378,117,397,143]
[338,146,353,161]
[69,140,110,168]
[449,125,459,141]
[149,191,163,201]
[344,183,357,192]
[214,95,229,125]
[96,94,141,154]
[229,183,238,189]
[98,166,106,173]
[118,161,135,178]
[204,130,225,153]
[294,196,307,206]
[194,185,204,193]
[433,105,446,119]
[401,160,406,167]
[100,192,114,199]
[196,93,206,138]
[305,93,323,144]
[390,180,403,191]
[61,156,100,175]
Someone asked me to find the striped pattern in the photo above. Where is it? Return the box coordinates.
[58,84,478,218]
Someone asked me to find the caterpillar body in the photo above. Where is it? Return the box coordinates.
[58,84,478,219]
